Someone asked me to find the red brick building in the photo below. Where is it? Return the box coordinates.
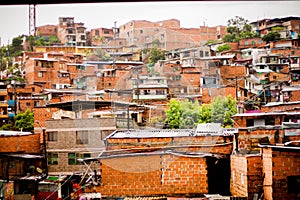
[88,28,114,46]
[119,19,226,51]
[0,131,45,199]
[231,109,300,199]
[35,25,58,37]
[84,125,235,198]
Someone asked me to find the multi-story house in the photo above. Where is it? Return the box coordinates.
[22,51,96,91]
[75,22,87,46]
[0,84,9,124]
[158,46,211,101]
[8,84,45,114]
[131,75,169,102]
[238,38,266,50]
[31,100,117,199]
[87,28,114,46]
[251,16,300,39]
[240,48,267,65]
[289,56,300,86]
[84,60,144,93]
[119,19,226,51]
[199,54,240,103]
[57,17,87,46]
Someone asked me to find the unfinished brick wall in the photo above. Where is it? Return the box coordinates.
[230,155,262,199]
[106,135,233,155]
[262,102,300,112]
[221,65,247,79]
[262,147,300,200]
[36,25,57,36]
[237,129,284,152]
[87,154,208,197]
[0,133,41,154]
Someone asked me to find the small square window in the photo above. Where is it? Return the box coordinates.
[76,131,89,144]
[48,153,58,165]
[47,131,58,141]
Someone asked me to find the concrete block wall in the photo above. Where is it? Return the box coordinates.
[47,152,100,174]
[46,118,116,149]
[87,154,208,197]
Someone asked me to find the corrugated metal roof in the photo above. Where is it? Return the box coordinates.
[199,54,235,60]
[108,129,194,138]
[0,131,33,136]
[4,154,43,159]
[107,123,235,139]
[234,112,300,117]
[282,86,300,92]
[137,84,169,89]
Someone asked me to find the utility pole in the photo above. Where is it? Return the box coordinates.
[127,103,130,130]
[29,4,36,36]
[235,76,238,100]
[36,121,48,177]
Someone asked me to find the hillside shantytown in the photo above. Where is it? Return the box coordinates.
[0,15,300,200]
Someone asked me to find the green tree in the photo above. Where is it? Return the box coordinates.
[48,35,61,44]
[227,16,249,36]
[11,36,24,56]
[205,40,219,45]
[165,99,181,129]
[262,31,281,43]
[210,95,237,127]
[0,124,13,130]
[224,95,238,127]
[152,39,161,48]
[165,99,201,129]
[14,109,34,132]
[223,16,259,42]
[222,34,239,43]
[148,47,165,64]
[198,104,212,124]
[179,100,200,129]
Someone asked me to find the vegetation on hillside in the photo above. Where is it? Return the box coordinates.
[216,44,231,52]
[262,31,281,43]
[222,16,259,42]
[0,109,34,132]
[165,95,237,129]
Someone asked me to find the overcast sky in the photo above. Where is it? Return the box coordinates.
[0,1,299,46]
